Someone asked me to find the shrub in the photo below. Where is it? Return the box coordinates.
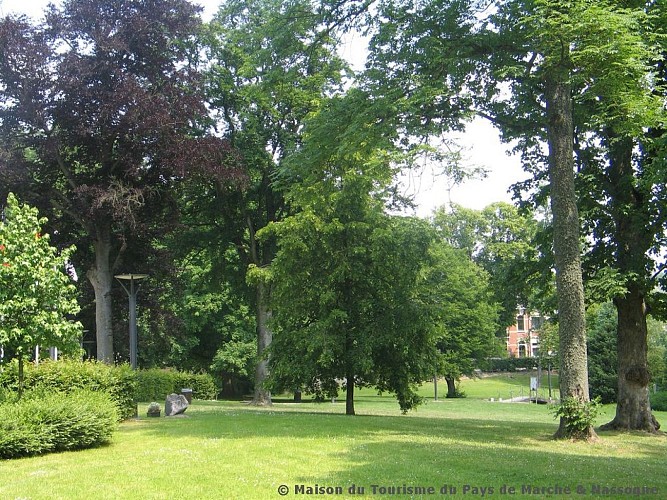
[135,368,217,401]
[650,391,667,412]
[0,359,137,420]
[176,371,217,400]
[0,389,118,459]
[551,397,601,439]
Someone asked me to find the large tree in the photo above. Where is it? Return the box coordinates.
[200,0,347,404]
[489,0,665,433]
[0,0,241,363]
[266,180,437,416]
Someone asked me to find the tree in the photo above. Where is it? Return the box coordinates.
[433,202,547,332]
[266,190,437,415]
[423,244,499,398]
[262,82,445,415]
[0,193,82,397]
[0,0,241,363]
[200,0,347,405]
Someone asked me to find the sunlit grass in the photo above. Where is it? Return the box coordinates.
[0,376,664,499]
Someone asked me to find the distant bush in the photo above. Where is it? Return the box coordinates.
[650,391,667,412]
[0,359,137,420]
[135,368,217,401]
[0,389,118,459]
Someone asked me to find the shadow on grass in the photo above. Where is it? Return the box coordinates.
[120,399,667,495]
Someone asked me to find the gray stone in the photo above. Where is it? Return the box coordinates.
[164,393,189,416]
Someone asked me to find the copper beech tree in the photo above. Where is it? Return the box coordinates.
[0,0,243,363]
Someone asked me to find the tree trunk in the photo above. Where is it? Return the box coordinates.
[545,64,596,440]
[346,372,355,416]
[600,135,660,433]
[251,280,272,406]
[86,228,115,364]
[445,376,457,398]
[602,286,660,432]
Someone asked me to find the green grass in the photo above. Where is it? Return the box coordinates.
[1,376,665,499]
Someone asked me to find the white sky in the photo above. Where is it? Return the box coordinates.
[1,0,528,217]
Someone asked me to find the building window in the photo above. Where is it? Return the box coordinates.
[517,315,525,331]
[518,342,526,357]
[531,315,544,330]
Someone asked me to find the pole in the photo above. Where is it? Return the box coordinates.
[128,277,138,370]
[115,274,147,370]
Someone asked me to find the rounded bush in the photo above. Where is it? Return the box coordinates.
[0,389,118,459]
[0,359,137,420]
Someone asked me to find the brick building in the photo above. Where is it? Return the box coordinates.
[506,308,545,358]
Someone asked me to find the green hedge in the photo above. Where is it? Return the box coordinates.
[135,368,217,401]
[0,389,118,459]
[477,357,544,372]
[0,359,137,420]
[0,360,218,417]
[650,391,667,412]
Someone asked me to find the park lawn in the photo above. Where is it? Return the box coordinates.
[0,378,665,500]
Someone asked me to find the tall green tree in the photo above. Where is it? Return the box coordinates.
[493,0,665,432]
[266,180,437,415]
[423,244,499,398]
[0,0,240,363]
[264,85,444,415]
[0,193,82,397]
[200,0,347,405]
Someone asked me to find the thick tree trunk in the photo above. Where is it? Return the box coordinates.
[251,280,272,406]
[600,135,660,433]
[445,376,457,398]
[602,287,660,432]
[86,229,115,364]
[545,66,596,440]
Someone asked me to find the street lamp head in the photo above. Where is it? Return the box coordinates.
[114,273,149,281]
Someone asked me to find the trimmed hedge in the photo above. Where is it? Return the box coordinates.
[476,357,543,372]
[0,389,118,459]
[0,360,218,418]
[135,368,217,401]
[0,359,137,420]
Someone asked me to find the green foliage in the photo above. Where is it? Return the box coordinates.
[0,389,117,459]
[0,193,83,368]
[0,359,137,420]
[432,203,548,331]
[135,368,218,401]
[551,397,601,439]
[586,302,618,404]
[423,244,500,384]
[648,316,667,388]
[477,357,541,372]
[267,194,438,413]
[650,392,667,412]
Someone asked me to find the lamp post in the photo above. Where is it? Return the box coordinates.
[115,274,148,369]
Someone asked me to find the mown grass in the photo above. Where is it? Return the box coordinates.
[0,376,665,500]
